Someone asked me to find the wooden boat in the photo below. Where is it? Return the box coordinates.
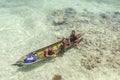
[13,33,84,67]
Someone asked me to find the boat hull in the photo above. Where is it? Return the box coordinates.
[13,33,84,67]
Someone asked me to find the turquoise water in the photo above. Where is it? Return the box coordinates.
[0,0,120,80]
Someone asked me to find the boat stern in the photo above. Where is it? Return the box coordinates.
[12,61,24,67]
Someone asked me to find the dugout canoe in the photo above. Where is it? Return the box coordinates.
[13,33,84,67]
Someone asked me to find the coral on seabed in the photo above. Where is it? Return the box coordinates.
[52,74,62,80]
[81,53,120,70]
[47,8,120,71]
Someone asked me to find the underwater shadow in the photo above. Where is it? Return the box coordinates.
[17,58,53,72]
[16,54,65,72]
[17,38,84,72]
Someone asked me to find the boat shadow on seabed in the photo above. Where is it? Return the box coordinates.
[15,37,84,72]
[16,57,54,72]
[16,50,66,72]
[16,44,75,72]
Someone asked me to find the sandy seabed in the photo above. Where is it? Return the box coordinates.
[0,0,120,80]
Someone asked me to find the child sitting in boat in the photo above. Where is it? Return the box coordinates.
[69,30,79,45]
[44,47,56,58]
[60,38,68,52]
[57,37,68,52]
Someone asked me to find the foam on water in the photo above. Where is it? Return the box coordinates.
[0,0,120,80]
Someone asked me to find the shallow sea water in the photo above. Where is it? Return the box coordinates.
[0,0,120,80]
